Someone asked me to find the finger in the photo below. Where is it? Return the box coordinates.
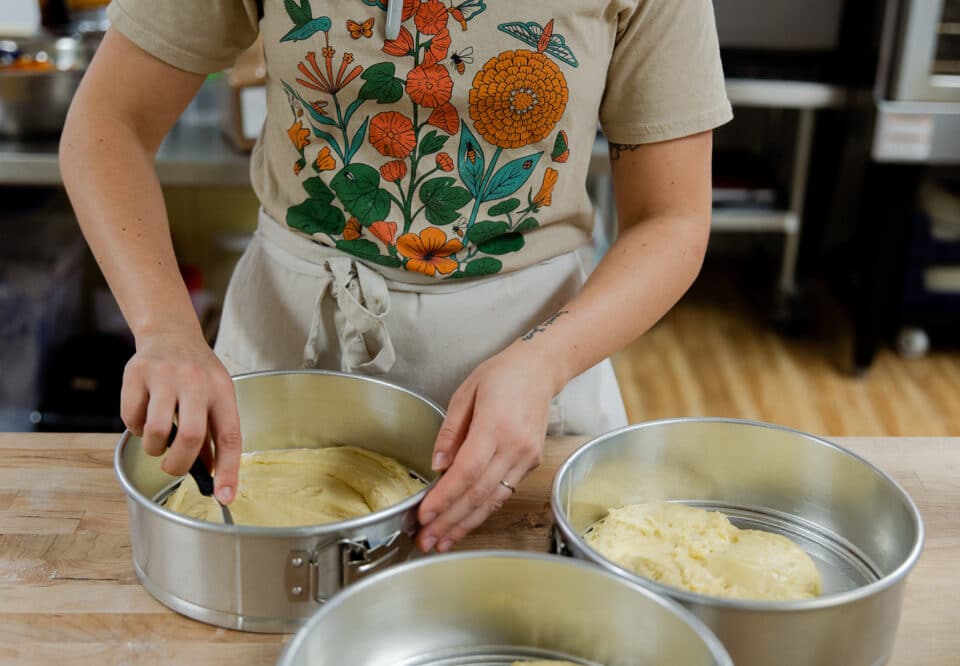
[436,480,516,552]
[161,388,209,476]
[416,423,501,550]
[120,366,149,436]
[141,386,177,457]
[209,377,242,505]
[431,383,476,472]
[419,448,514,552]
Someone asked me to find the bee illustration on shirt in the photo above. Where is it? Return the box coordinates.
[453,218,467,238]
[465,141,478,164]
[450,46,474,75]
[346,17,375,39]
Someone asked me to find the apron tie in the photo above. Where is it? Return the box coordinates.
[303,257,396,374]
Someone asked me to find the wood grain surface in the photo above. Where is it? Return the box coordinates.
[0,433,956,665]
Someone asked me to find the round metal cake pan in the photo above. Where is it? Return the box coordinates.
[551,418,924,666]
[115,370,445,632]
[278,551,732,666]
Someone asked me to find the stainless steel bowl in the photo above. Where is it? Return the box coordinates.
[115,370,445,632]
[278,551,733,666]
[551,418,924,666]
[0,34,93,137]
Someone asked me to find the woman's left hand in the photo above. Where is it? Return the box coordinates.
[415,343,565,553]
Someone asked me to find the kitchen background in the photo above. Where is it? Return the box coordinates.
[1,0,958,435]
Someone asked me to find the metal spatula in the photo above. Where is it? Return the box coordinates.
[165,424,234,525]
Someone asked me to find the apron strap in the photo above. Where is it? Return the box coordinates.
[303,257,396,374]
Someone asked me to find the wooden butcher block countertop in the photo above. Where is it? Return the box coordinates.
[0,434,957,665]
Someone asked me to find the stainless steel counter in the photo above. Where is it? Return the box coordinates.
[0,121,251,187]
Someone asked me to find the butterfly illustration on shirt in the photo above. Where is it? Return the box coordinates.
[346,17,375,39]
[497,18,579,68]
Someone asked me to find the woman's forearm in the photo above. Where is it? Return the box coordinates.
[61,112,201,339]
[60,29,206,341]
[514,213,710,391]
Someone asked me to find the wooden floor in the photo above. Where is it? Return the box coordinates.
[612,264,960,437]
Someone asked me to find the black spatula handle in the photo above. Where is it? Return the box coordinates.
[166,424,215,497]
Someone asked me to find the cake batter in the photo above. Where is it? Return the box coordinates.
[164,446,425,527]
[584,502,822,601]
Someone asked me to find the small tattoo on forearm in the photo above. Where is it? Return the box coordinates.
[521,310,569,341]
[608,142,641,160]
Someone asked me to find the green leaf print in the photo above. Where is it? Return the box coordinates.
[516,217,539,233]
[466,221,509,245]
[287,198,346,235]
[419,177,473,226]
[303,177,335,203]
[346,117,370,163]
[335,239,403,267]
[282,82,337,127]
[358,63,404,104]
[457,121,485,198]
[482,152,542,202]
[464,257,503,276]
[281,17,332,43]
[419,130,448,156]
[478,231,525,255]
[330,164,391,225]
[487,198,521,216]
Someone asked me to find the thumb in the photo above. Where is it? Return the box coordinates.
[431,383,476,472]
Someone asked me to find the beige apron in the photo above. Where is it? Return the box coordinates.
[214,210,628,436]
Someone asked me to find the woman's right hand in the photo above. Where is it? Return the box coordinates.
[121,331,242,505]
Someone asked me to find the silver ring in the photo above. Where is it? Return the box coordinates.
[499,479,515,492]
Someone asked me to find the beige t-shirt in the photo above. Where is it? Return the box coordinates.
[108,0,732,282]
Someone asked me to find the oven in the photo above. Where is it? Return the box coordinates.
[874,0,960,162]
[891,0,960,102]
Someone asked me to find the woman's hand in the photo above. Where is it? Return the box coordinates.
[415,342,567,552]
[121,330,242,505]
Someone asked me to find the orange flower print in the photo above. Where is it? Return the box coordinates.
[406,64,453,108]
[427,102,459,134]
[533,167,558,208]
[469,49,569,149]
[414,0,449,35]
[422,28,451,67]
[380,159,407,183]
[382,26,414,57]
[402,0,420,20]
[368,111,417,158]
[397,227,463,276]
[287,120,310,151]
[297,50,362,95]
[436,152,454,172]
[343,217,362,240]
[370,220,398,246]
[314,146,336,172]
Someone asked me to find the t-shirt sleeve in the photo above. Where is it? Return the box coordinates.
[106,0,261,74]
[599,0,733,144]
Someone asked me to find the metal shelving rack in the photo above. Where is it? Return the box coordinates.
[590,79,847,307]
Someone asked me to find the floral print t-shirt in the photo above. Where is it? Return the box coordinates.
[107,0,732,282]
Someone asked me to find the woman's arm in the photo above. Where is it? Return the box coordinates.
[416,131,713,552]
[60,29,242,503]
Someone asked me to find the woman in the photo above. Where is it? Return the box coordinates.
[61,0,731,553]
